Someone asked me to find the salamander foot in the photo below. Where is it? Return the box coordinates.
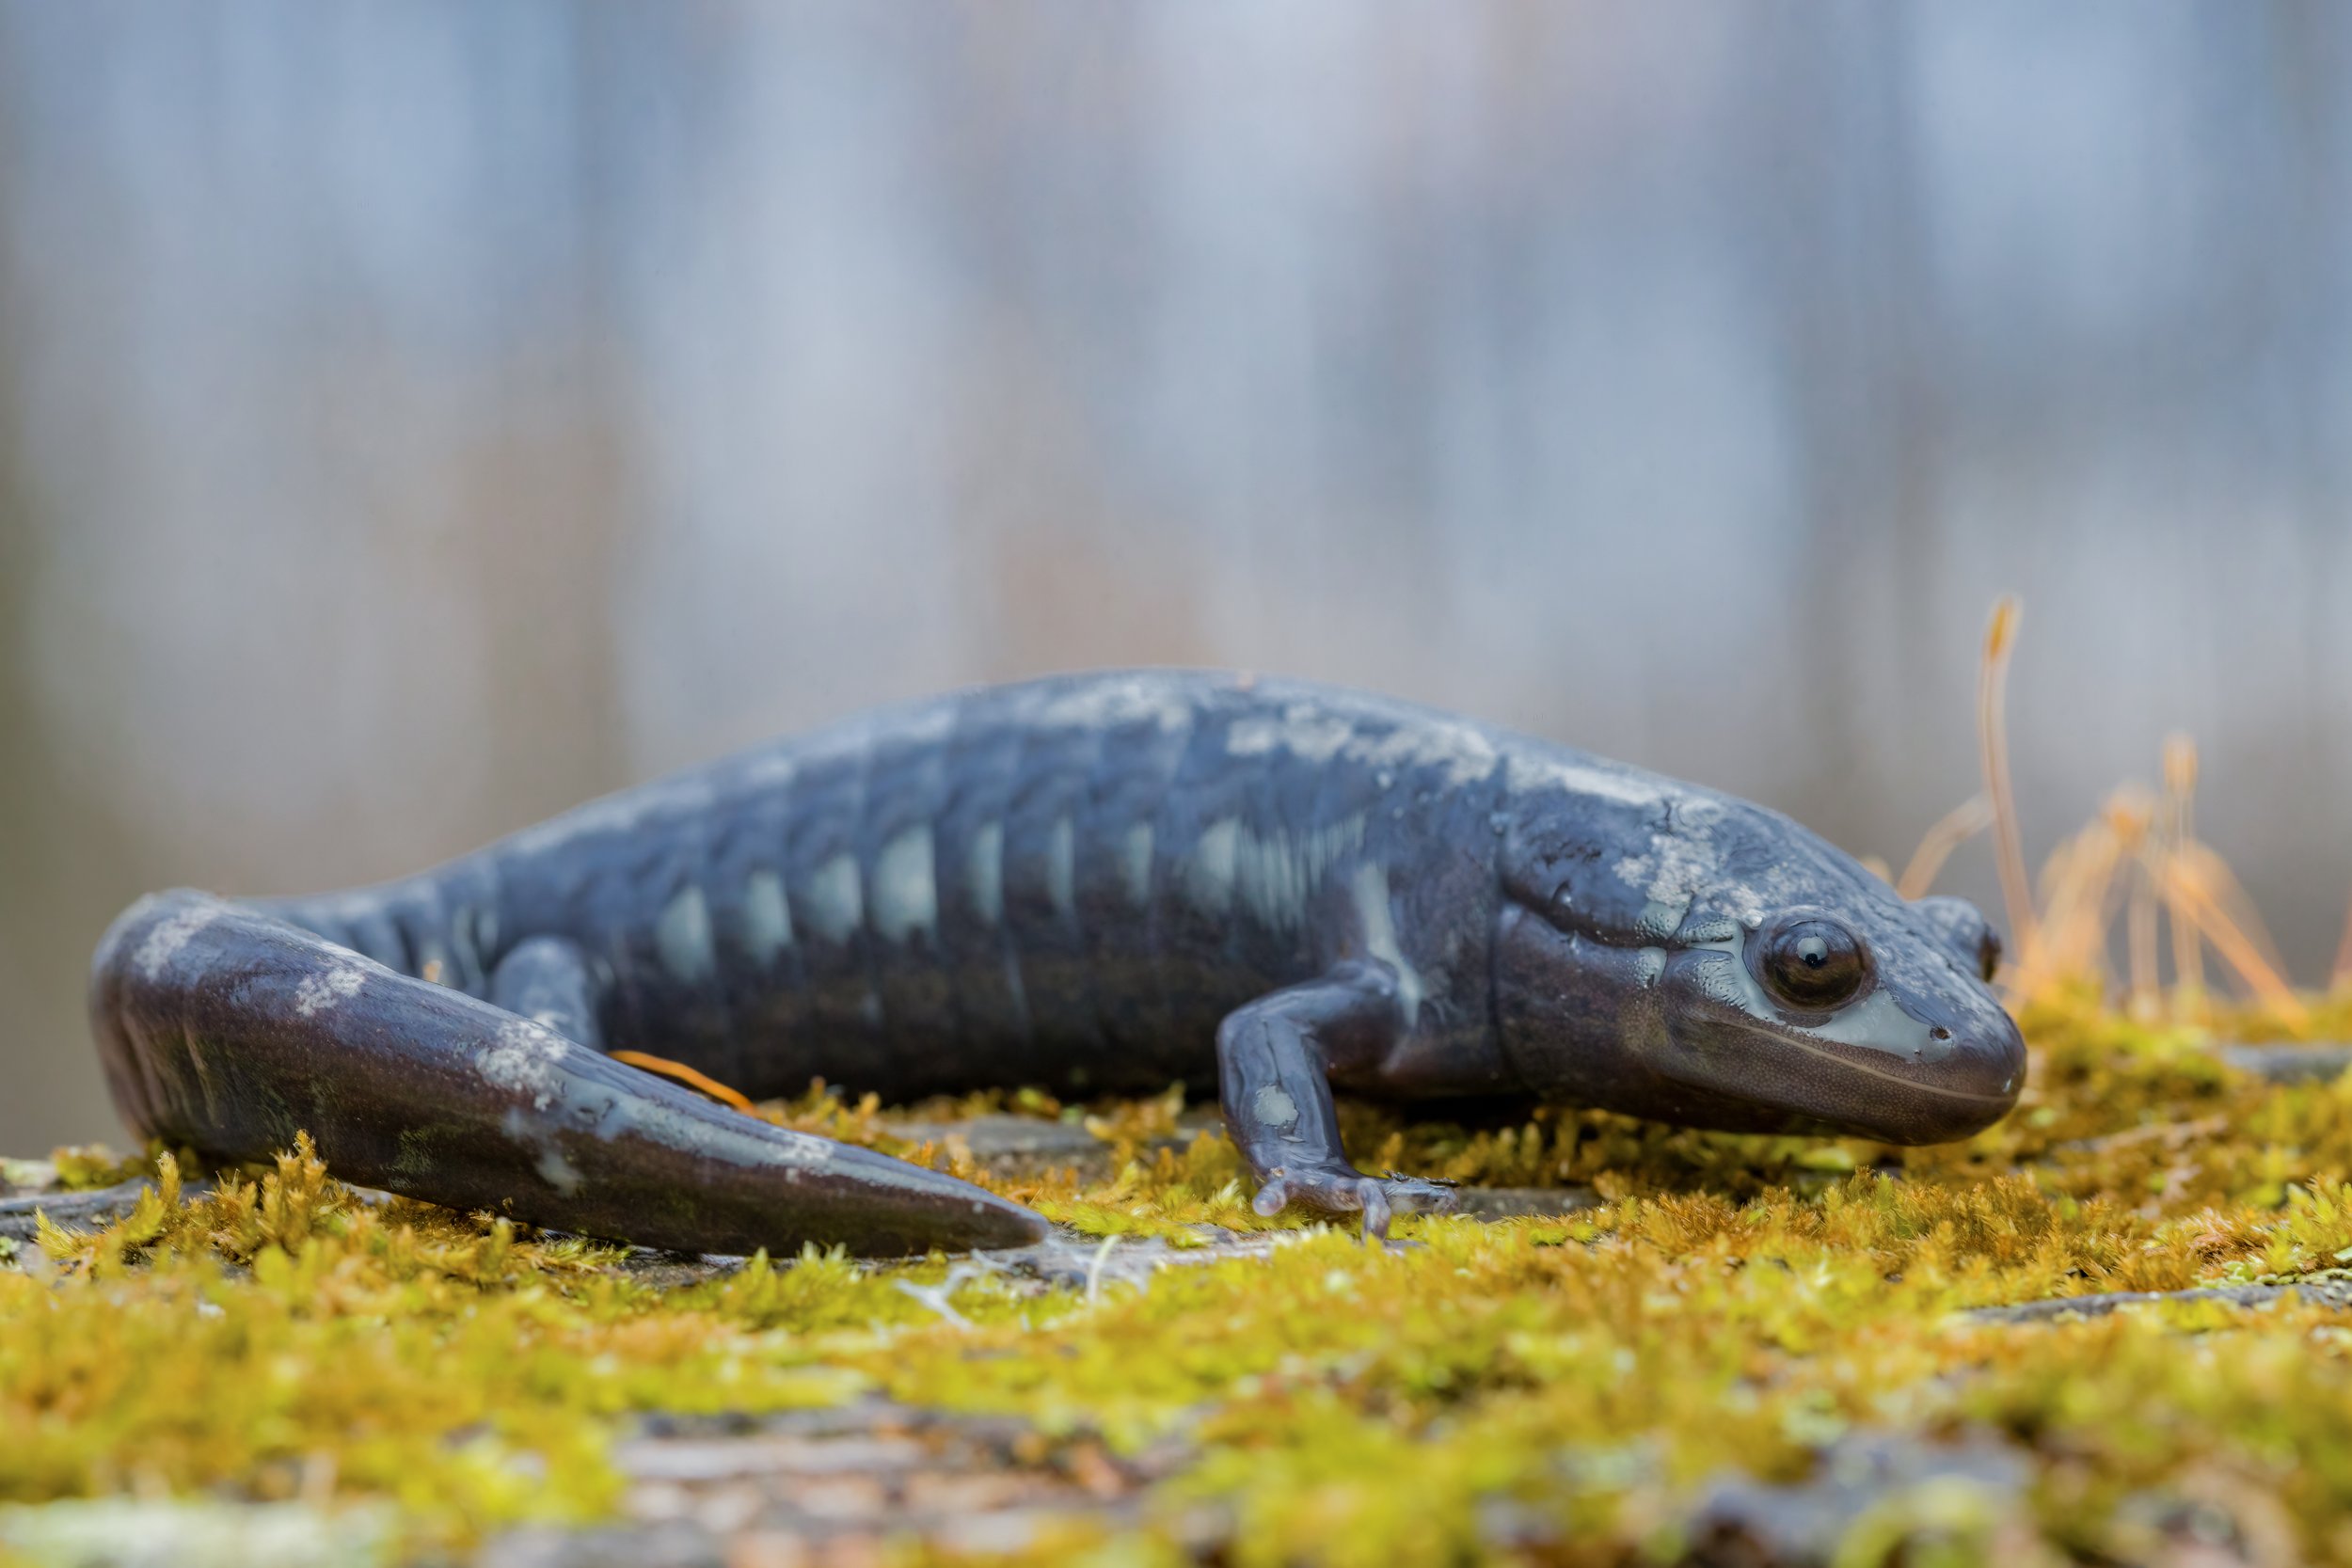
[1250,1167,1460,1243]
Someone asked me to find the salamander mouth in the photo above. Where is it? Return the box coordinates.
[1760,1024,2020,1106]
[1667,1000,2025,1144]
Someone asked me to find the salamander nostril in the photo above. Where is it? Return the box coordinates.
[1930,1026,1952,1041]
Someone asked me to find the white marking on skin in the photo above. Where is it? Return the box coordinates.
[1187,817,1241,914]
[742,869,793,963]
[1225,705,1355,763]
[293,961,367,1018]
[1121,822,1153,908]
[803,852,864,944]
[1035,677,1192,733]
[1253,1084,1299,1129]
[478,1019,571,1111]
[1185,814,1366,930]
[969,822,1004,926]
[656,887,716,983]
[1641,834,1712,906]
[135,898,226,978]
[735,752,798,790]
[534,1145,583,1196]
[1045,815,1075,923]
[1503,752,1672,809]
[1350,863,1424,1027]
[1234,825,1299,931]
[1616,832,1717,939]
[1344,719,1502,789]
[871,826,938,943]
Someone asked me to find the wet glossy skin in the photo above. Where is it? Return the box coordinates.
[89,672,2026,1256]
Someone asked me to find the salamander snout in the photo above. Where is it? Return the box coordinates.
[1653,902,2027,1144]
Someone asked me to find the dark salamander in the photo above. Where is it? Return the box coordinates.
[90,672,2026,1256]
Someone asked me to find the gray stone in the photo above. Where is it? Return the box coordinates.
[2223,1042,2352,1085]
[1685,1431,2030,1566]
[1966,1277,2352,1324]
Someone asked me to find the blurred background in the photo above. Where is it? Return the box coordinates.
[4,2,2350,1150]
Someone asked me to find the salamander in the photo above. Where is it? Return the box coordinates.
[88,671,2026,1257]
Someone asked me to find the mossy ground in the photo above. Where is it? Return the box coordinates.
[11,990,2352,1565]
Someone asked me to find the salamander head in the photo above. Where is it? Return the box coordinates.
[1492,782,2026,1144]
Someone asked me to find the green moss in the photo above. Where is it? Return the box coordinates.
[14,993,2352,1560]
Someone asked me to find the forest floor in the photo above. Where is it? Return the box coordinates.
[8,990,2352,1567]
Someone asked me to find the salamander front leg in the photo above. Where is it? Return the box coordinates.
[1216,964,1460,1242]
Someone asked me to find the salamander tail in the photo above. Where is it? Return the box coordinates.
[89,891,1049,1257]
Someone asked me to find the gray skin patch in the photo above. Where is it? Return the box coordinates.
[1350,863,1424,1027]
[1225,705,1357,763]
[534,1143,584,1196]
[1503,752,1671,808]
[1343,717,1502,789]
[134,898,226,978]
[1120,822,1153,908]
[968,822,1005,927]
[742,869,793,963]
[478,1019,570,1111]
[870,826,938,943]
[655,886,717,984]
[293,959,368,1018]
[1185,815,1364,932]
[1237,815,1364,933]
[803,852,865,944]
[1252,1084,1299,1129]
[1033,677,1193,734]
[1187,817,1241,915]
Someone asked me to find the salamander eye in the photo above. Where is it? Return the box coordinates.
[1976,927,2002,983]
[1756,916,1870,1011]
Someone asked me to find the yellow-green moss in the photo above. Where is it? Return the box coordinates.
[14,990,2352,1562]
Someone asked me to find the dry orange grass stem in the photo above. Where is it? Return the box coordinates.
[609,1049,760,1115]
[2162,734,2205,1001]
[1895,795,1993,901]
[1978,595,2037,958]
[1903,594,2314,1026]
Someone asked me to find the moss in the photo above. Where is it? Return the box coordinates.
[14,993,2352,1561]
